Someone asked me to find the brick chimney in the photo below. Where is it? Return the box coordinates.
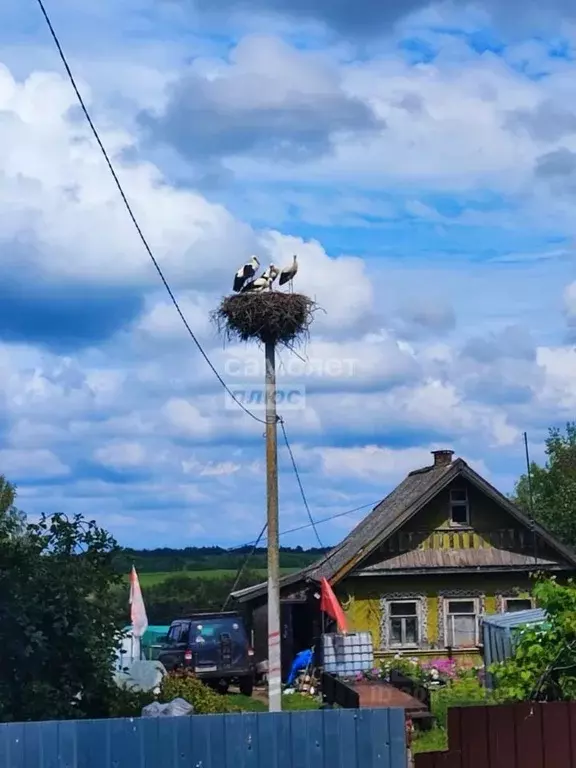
[432,449,454,467]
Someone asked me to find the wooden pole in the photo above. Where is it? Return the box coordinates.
[265,339,281,712]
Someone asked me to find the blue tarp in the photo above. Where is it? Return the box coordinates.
[286,649,313,686]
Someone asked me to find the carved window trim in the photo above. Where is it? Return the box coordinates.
[379,592,428,651]
[437,589,486,648]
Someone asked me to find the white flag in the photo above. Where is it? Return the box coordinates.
[129,565,148,638]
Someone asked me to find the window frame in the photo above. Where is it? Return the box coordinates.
[504,597,533,613]
[449,486,470,526]
[444,597,479,648]
[167,622,187,644]
[388,599,420,649]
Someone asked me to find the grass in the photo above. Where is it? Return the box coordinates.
[130,569,296,587]
[226,693,320,712]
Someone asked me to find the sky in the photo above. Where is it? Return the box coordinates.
[1,0,575,550]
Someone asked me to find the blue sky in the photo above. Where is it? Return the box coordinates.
[1,0,576,550]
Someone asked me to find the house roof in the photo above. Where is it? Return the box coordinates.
[232,453,576,603]
[358,548,561,572]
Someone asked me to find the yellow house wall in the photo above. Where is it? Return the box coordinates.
[337,573,534,662]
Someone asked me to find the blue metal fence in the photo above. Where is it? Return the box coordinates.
[0,708,406,767]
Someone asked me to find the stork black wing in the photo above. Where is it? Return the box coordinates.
[233,273,245,292]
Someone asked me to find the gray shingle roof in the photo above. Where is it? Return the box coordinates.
[232,454,576,603]
[308,460,455,580]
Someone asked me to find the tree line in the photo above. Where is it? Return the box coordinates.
[114,545,328,574]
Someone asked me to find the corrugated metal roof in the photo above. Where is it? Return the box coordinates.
[361,549,560,571]
[482,608,547,629]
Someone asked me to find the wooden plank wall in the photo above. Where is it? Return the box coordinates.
[415,702,576,768]
[0,708,407,768]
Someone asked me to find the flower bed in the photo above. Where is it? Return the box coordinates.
[352,654,482,688]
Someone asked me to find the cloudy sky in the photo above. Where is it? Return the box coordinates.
[1,0,575,550]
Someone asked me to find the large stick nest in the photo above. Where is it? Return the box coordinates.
[213,292,317,345]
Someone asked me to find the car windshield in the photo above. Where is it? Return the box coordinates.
[188,617,246,644]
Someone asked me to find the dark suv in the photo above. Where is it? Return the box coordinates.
[157,612,255,696]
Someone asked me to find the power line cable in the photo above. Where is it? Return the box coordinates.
[278,418,324,549]
[34,0,265,425]
[221,521,267,611]
[227,499,378,551]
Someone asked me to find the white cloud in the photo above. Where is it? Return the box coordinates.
[94,441,147,469]
[0,448,70,479]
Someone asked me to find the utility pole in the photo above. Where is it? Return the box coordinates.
[265,339,281,712]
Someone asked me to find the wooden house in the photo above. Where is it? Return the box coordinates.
[234,449,576,669]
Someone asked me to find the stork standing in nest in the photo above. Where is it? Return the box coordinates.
[278,254,298,292]
[233,255,260,292]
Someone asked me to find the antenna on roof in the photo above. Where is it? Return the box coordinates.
[523,431,538,566]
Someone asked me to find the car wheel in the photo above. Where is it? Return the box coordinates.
[217,680,229,695]
[239,676,254,697]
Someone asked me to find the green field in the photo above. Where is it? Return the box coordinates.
[134,568,296,587]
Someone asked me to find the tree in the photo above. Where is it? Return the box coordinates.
[492,577,576,701]
[0,512,123,721]
[0,475,25,537]
[513,423,576,548]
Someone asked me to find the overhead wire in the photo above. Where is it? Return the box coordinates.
[34,0,266,426]
[35,0,377,604]
[278,417,324,549]
[226,499,378,551]
[221,521,268,611]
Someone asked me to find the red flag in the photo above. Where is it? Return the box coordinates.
[320,578,348,633]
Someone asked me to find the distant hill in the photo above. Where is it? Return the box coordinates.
[114,545,328,575]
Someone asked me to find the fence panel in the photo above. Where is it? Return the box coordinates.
[415,702,576,768]
[0,708,405,768]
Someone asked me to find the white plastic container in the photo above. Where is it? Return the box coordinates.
[322,631,374,676]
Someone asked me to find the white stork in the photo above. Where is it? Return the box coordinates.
[241,274,273,293]
[278,254,298,292]
[233,255,260,292]
[261,263,279,286]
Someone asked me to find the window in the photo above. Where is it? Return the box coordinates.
[505,598,533,613]
[450,487,470,525]
[167,622,187,644]
[445,599,478,648]
[389,601,419,647]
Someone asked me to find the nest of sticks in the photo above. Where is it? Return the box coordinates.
[213,292,317,346]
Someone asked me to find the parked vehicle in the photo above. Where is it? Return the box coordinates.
[157,611,255,696]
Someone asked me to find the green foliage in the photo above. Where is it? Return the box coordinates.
[513,423,576,546]
[107,686,155,718]
[114,546,326,575]
[491,577,576,702]
[0,512,123,722]
[159,670,234,714]
[431,677,493,729]
[0,474,25,537]
[412,728,448,754]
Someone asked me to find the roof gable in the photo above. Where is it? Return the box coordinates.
[311,458,576,583]
[232,454,576,603]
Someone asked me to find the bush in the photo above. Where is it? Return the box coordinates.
[431,677,494,729]
[159,670,234,714]
[412,727,448,754]
[107,685,155,718]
